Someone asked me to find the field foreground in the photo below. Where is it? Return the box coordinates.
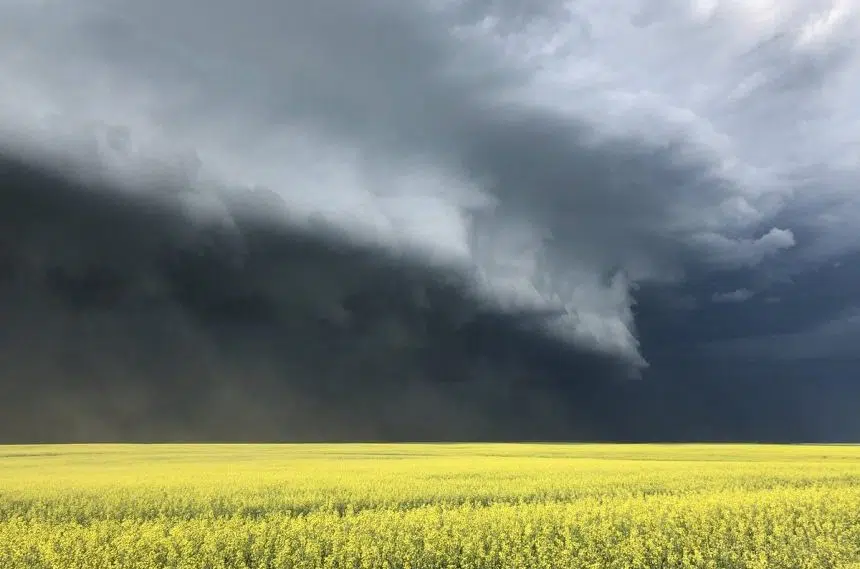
[0,443,858,568]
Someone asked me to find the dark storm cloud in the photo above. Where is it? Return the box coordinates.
[2,0,860,442]
[1,0,820,368]
[0,151,638,442]
[711,289,755,303]
[1,151,858,443]
[636,249,860,350]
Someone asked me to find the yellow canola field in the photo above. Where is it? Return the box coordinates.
[0,443,858,569]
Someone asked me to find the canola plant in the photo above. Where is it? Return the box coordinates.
[0,443,858,568]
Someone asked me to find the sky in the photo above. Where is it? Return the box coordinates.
[1,0,859,442]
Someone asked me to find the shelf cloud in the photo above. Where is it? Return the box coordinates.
[1,0,859,441]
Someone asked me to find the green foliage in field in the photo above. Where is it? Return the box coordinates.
[0,444,858,568]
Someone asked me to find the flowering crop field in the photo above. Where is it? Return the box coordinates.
[0,443,858,569]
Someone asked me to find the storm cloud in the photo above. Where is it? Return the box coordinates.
[1,0,859,442]
[1,150,638,441]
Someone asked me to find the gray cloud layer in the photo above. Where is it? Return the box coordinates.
[8,0,856,364]
[3,150,857,442]
[1,151,638,441]
[1,0,860,440]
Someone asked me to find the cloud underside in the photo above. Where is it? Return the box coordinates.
[2,154,858,443]
[0,152,635,441]
[6,0,850,367]
[1,0,860,441]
